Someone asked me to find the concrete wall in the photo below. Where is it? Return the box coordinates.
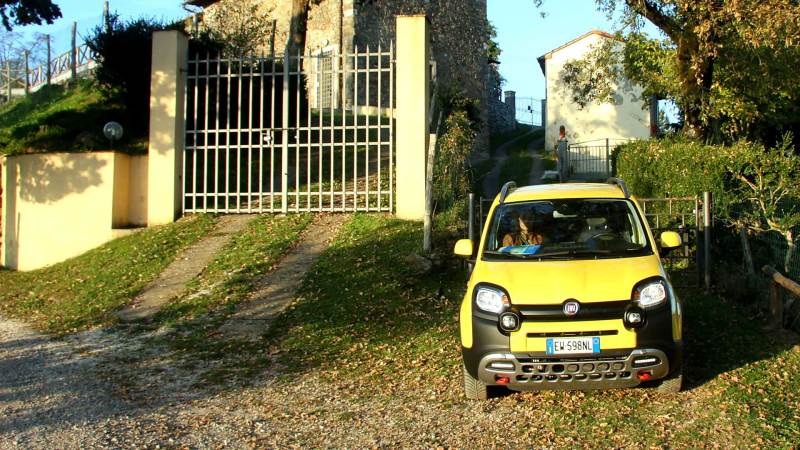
[543,33,650,149]
[1,152,147,271]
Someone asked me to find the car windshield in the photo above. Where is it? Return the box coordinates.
[483,198,651,260]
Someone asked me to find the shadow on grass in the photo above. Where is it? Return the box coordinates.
[680,285,799,390]
[264,214,466,378]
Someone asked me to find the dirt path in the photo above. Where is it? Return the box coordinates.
[218,214,349,339]
[482,128,539,199]
[117,215,254,322]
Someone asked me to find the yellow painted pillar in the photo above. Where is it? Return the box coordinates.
[147,30,188,226]
[1,156,18,269]
[395,15,430,221]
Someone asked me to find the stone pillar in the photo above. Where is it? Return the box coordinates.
[541,99,547,128]
[395,15,430,221]
[147,31,188,226]
[504,90,516,112]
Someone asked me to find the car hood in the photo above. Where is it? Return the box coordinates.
[471,255,664,304]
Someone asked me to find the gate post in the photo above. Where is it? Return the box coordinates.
[1,156,18,269]
[395,15,430,221]
[703,191,713,291]
[147,30,188,226]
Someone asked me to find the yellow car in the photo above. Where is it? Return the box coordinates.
[454,179,684,399]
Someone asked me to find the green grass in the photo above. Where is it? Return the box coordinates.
[497,152,534,186]
[157,213,314,323]
[489,123,533,156]
[267,214,465,382]
[140,213,314,383]
[495,129,545,186]
[0,81,146,155]
[469,158,497,196]
[261,215,800,446]
[0,215,217,334]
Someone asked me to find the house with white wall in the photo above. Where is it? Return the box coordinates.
[537,30,652,150]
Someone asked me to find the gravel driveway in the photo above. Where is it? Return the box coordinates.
[0,318,128,449]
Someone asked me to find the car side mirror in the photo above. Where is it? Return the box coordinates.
[659,231,682,257]
[454,239,474,258]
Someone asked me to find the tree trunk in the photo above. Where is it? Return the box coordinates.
[675,34,714,140]
[784,229,795,275]
[289,0,310,57]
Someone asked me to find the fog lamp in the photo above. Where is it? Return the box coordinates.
[498,312,521,332]
[624,305,646,329]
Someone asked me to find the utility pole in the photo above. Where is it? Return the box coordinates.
[70,22,78,83]
[23,50,29,96]
[46,34,52,85]
[5,61,11,102]
[103,1,111,32]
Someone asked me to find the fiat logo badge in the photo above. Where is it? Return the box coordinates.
[563,301,580,317]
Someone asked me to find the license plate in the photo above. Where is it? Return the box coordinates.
[546,337,600,355]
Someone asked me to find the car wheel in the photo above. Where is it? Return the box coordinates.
[463,364,488,400]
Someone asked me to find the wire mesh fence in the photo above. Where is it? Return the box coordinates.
[748,231,799,280]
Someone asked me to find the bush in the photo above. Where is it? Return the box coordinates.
[432,90,480,212]
[86,15,172,139]
[434,109,475,210]
[614,137,730,200]
[615,136,800,277]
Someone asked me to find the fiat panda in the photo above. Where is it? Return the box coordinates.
[454,179,684,399]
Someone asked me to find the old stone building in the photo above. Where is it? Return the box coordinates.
[189,0,488,105]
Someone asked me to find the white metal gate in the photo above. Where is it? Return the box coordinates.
[183,45,395,213]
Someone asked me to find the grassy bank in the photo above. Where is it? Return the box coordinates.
[0,81,146,154]
[496,128,545,186]
[0,215,217,334]
[490,124,533,156]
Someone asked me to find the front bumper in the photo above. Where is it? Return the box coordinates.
[461,299,683,390]
[477,348,670,390]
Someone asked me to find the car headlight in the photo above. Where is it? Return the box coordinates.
[633,279,667,309]
[475,286,510,314]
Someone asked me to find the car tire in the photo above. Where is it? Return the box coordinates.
[656,366,683,393]
[463,364,488,400]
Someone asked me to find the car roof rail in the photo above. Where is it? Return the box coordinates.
[499,181,517,204]
[606,177,630,198]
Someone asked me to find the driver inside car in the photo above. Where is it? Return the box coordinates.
[502,212,545,247]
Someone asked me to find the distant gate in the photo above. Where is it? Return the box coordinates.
[183,45,395,214]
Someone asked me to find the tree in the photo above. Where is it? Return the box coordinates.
[724,135,800,273]
[538,0,800,142]
[200,0,274,57]
[1,0,61,31]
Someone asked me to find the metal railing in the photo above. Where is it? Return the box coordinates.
[562,138,634,182]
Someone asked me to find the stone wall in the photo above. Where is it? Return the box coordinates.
[200,0,487,102]
[487,64,516,134]
[199,0,490,149]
